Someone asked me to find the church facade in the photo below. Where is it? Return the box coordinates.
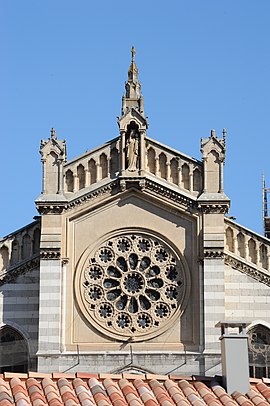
[0,50,270,377]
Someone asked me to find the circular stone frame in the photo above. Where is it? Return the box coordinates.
[75,229,190,342]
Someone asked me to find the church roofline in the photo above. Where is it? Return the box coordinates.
[63,136,119,167]
[225,216,270,244]
[1,218,40,241]
[146,136,202,166]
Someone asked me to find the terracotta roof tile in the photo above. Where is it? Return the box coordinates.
[0,401,15,406]
[76,374,99,380]
[0,372,270,406]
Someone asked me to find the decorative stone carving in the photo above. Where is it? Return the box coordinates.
[0,255,40,286]
[199,203,229,214]
[36,178,198,215]
[224,253,270,287]
[204,249,224,258]
[40,248,61,260]
[76,232,190,341]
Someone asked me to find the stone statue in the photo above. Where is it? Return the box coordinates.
[126,129,139,171]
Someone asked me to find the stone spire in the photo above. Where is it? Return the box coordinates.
[122,47,145,116]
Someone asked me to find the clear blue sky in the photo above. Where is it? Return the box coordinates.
[1,1,270,237]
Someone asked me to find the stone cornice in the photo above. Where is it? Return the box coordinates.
[198,203,229,214]
[36,177,232,216]
[0,255,40,286]
[40,248,61,260]
[224,253,270,287]
[144,179,195,210]
[36,178,199,215]
[36,182,117,215]
[204,249,224,259]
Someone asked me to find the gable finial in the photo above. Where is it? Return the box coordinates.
[51,127,56,139]
[131,46,136,63]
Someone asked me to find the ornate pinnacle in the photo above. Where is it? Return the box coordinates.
[51,127,56,139]
[222,128,227,141]
[131,46,136,63]
[128,46,138,82]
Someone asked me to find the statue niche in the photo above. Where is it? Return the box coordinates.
[126,123,139,172]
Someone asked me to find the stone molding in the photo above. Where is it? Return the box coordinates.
[144,180,194,209]
[40,248,61,260]
[224,253,270,287]
[199,203,229,214]
[36,178,198,215]
[204,249,224,259]
[0,255,40,286]
[36,177,232,217]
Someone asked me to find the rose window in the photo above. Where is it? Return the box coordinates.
[79,233,187,341]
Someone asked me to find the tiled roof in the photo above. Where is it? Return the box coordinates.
[0,372,269,406]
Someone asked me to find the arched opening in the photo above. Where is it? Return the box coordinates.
[66,169,74,192]
[0,246,9,271]
[248,238,257,264]
[260,244,268,270]
[182,163,190,190]
[89,159,97,184]
[110,148,119,178]
[237,233,245,258]
[0,326,29,373]
[22,234,31,260]
[77,164,86,190]
[226,227,234,252]
[159,153,167,179]
[100,153,108,179]
[193,168,202,192]
[248,325,270,378]
[147,148,156,174]
[207,149,220,193]
[33,228,40,255]
[10,239,19,265]
[170,158,178,185]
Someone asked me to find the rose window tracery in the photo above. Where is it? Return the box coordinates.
[78,233,187,340]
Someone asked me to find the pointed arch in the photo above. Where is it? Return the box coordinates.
[159,153,167,179]
[248,238,257,264]
[0,326,29,373]
[33,228,40,255]
[0,246,9,271]
[226,227,234,253]
[207,149,220,193]
[248,324,270,378]
[100,153,108,180]
[170,158,178,185]
[66,169,74,192]
[110,148,119,178]
[10,239,19,265]
[77,164,86,190]
[260,244,268,270]
[147,148,156,174]
[193,168,202,192]
[237,233,245,258]
[89,159,97,184]
[22,234,31,260]
[182,163,190,190]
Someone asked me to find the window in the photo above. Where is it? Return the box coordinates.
[248,325,270,378]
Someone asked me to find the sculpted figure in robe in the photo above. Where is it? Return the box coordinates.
[126,129,139,171]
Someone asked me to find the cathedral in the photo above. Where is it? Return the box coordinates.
[0,49,269,378]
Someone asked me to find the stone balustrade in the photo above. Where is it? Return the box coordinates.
[225,217,270,272]
[63,137,203,196]
[0,220,40,273]
[63,138,120,193]
[146,138,203,195]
